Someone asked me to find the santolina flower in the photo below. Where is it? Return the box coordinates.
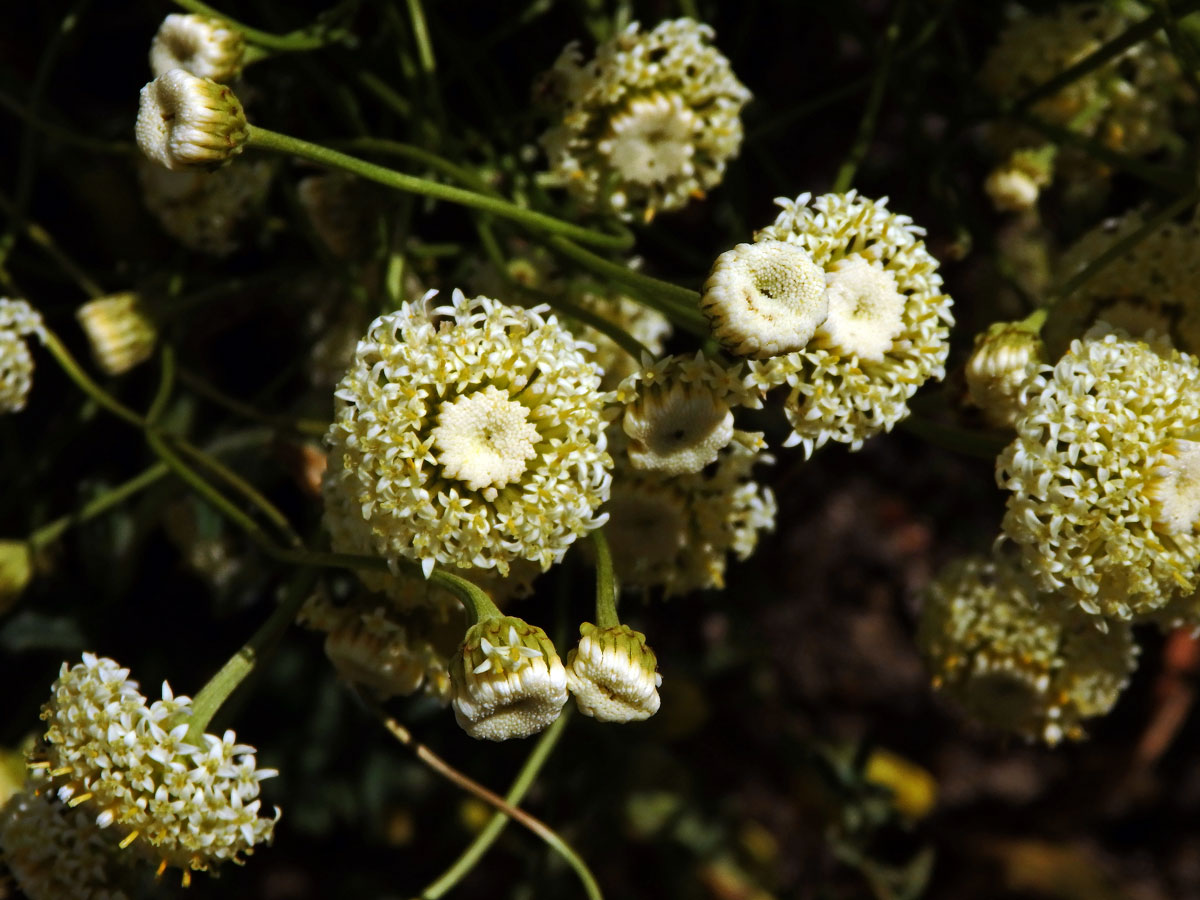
[617,352,758,476]
[701,240,829,359]
[605,431,776,595]
[76,293,157,376]
[33,653,278,880]
[450,616,568,740]
[0,784,131,900]
[965,318,1047,428]
[149,14,245,83]
[0,298,45,413]
[136,69,248,170]
[566,622,661,722]
[918,554,1137,744]
[538,18,750,222]
[323,289,613,577]
[744,192,954,456]
[997,329,1200,620]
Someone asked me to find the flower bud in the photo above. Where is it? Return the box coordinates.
[150,14,245,82]
[965,318,1047,428]
[136,69,248,171]
[566,623,662,723]
[75,293,157,376]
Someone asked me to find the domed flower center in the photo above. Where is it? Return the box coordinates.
[814,255,907,361]
[1148,438,1200,535]
[602,93,697,186]
[432,386,540,493]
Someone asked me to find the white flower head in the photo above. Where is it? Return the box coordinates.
[566,623,662,723]
[997,329,1200,620]
[701,240,829,359]
[618,352,757,476]
[150,14,245,83]
[538,18,751,221]
[965,318,1047,428]
[918,554,1137,744]
[0,298,45,414]
[76,293,157,377]
[450,617,568,741]
[745,192,954,457]
[34,653,279,880]
[323,289,613,577]
[136,69,248,171]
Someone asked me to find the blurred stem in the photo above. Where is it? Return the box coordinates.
[171,0,349,52]
[328,137,489,194]
[27,462,169,550]
[1052,188,1200,302]
[442,569,503,625]
[591,528,619,629]
[41,329,144,427]
[247,126,634,251]
[146,345,176,426]
[832,0,907,193]
[355,70,414,118]
[1153,0,1200,97]
[0,189,105,298]
[1010,0,1200,114]
[897,414,1008,460]
[186,571,314,742]
[178,367,328,437]
[0,88,134,155]
[420,711,571,899]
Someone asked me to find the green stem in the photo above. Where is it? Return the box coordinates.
[590,529,619,629]
[546,236,708,336]
[1052,189,1200,302]
[1010,1,1200,114]
[329,137,492,194]
[420,711,572,900]
[41,329,144,428]
[146,346,176,426]
[540,290,651,362]
[247,126,633,251]
[0,88,133,156]
[178,367,328,437]
[171,0,347,52]
[435,568,503,625]
[0,189,106,299]
[185,572,314,742]
[831,0,907,193]
[27,462,170,549]
[355,70,414,119]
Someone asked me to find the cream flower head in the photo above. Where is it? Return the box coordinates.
[450,616,568,741]
[918,554,1137,745]
[744,192,954,456]
[566,623,662,723]
[538,18,750,222]
[137,157,273,256]
[0,298,45,414]
[965,318,1047,428]
[617,352,757,476]
[323,289,612,578]
[0,785,132,899]
[701,240,828,359]
[33,653,278,881]
[136,69,248,171]
[149,14,245,83]
[605,431,776,595]
[76,293,157,377]
[997,329,1200,620]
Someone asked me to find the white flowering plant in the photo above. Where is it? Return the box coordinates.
[5,1,1200,897]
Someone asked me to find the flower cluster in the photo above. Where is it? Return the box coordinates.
[0,784,132,900]
[605,432,776,595]
[34,653,279,879]
[539,18,751,221]
[324,289,613,577]
[996,329,1200,621]
[918,554,1137,744]
[736,192,953,456]
[0,298,45,414]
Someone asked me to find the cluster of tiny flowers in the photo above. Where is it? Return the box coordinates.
[34,654,279,878]
[450,616,568,741]
[0,784,131,900]
[138,157,274,255]
[996,329,1200,621]
[538,18,751,222]
[1047,210,1200,356]
[980,3,1183,194]
[605,431,776,595]
[738,192,953,456]
[324,289,613,578]
[566,622,662,723]
[0,298,45,414]
[616,352,759,476]
[150,14,245,83]
[918,554,1137,744]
